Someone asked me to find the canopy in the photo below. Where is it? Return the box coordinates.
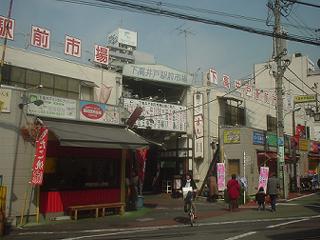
[44,120,148,149]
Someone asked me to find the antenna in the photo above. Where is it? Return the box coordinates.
[173,23,195,75]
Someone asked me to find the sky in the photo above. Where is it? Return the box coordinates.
[1,0,319,84]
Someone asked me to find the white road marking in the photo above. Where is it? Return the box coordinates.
[18,215,320,238]
[224,231,257,240]
[287,193,316,202]
[266,218,309,228]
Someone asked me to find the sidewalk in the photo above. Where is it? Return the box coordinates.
[4,191,318,238]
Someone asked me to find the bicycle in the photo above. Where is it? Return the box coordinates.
[183,187,196,227]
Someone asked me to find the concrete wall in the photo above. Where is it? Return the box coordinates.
[0,90,36,223]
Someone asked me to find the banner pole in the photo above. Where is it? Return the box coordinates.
[19,184,30,226]
[36,185,40,223]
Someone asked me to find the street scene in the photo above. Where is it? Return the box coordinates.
[0,0,319,239]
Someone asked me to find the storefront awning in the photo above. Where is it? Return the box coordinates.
[44,120,148,149]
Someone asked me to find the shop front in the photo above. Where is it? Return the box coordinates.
[39,119,148,216]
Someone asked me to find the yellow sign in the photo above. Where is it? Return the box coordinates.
[294,95,316,103]
[299,139,309,151]
[224,129,240,144]
[0,89,11,112]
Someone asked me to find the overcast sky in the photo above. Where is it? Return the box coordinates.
[1,0,319,83]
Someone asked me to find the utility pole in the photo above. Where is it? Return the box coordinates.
[0,0,14,84]
[273,0,287,199]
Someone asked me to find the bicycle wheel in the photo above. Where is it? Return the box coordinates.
[189,209,194,227]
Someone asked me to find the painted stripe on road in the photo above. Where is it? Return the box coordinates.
[287,193,315,202]
[224,231,257,240]
[266,218,309,229]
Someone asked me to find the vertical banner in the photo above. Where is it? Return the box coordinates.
[217,163,225,191]
[31,126,49,185]
[258,166,269,193]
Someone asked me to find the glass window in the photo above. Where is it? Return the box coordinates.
[80,86,94,101]
[41,72,54,88]
[26,69,41,86]
[54,75,68,90]
[68,78,79,93]
[11,66,26,86]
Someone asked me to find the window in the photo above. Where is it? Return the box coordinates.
[225,104,245,126]
[4,64,81,99]
[267,115,277,133]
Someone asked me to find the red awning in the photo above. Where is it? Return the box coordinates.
[257,151,290,161]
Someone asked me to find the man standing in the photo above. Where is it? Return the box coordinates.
[267,172,279,212]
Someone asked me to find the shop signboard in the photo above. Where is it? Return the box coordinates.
[253,131,265,145]
[123,98,186,132]
[31,126,49,185]
[294,95,316,103]
[266,133,277,147]
[27,94,77,119]
[0,89,11,112]
[80,100,120,125]
[299,139,309,151]
[258,166,269,194]
[195,137,204,159]
[217,163,225,191]
[223,129,240,144]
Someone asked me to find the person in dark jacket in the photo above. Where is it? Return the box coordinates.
[267,172,279,212]
[255,187,266,211]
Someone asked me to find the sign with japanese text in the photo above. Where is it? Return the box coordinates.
[0,16,14,40]
[195,137,204,159]
[194,114,204,138]
[294,95,316,103]
[122,64,192,86]
[217,163,225,191]
[266,133,277,147]
[0,89,11,112]
[208,68,218,85]
[64,35,81,57]
[234,80,241,89]
[94,45,109,65]
[223,129,240,144]
[194,93,203,115]
[27,94,77,120]
[253,131,265,145]
[31,26,50,49]
[258,166,269,194]
[107,28,137,47]
[123,98,186,132]
[80,100,120,124]
[222,74,230,89]
[31,126,49,185]
[299,139,309,151]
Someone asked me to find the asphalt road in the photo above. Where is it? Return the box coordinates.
[5,215,320,240]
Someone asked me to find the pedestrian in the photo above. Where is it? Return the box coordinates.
[255,187,266,211]
[267,172,279,212]
[227,174,240,211]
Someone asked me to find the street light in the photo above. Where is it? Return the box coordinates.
[18,99,44,109]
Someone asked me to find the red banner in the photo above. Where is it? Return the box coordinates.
[31,126,49,185]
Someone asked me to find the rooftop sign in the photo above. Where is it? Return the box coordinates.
[122,64,192,86]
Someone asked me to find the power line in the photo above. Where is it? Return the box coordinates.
[284,0,320,9]
[54,0,320,46]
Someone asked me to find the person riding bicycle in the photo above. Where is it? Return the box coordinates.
[182,172,197,218]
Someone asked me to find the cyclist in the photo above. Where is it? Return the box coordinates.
[182,172,197,218]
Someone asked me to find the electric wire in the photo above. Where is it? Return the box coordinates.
[284,0,320,9]
[53,0,320,46]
